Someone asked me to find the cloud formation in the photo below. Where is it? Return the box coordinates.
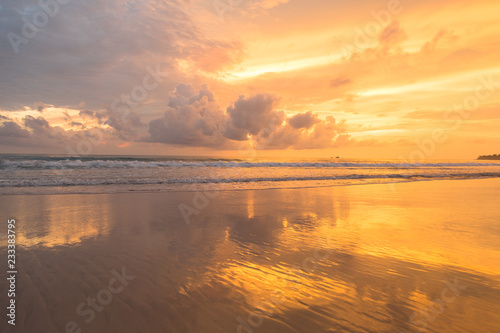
[224,94,284,141]
[0,115,74,149]
[147,84,349,149]
[0,0,241,112]
[34,102,48,113]
[288,111,320,129]
[148,84,227,147]
[0,82,350,152]
[256,115,350,150]
[2,0,498,157]
[0,122,30,138]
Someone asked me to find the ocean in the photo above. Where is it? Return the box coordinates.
[1,154,500,195]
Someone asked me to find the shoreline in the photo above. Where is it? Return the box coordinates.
[1,176,500,196]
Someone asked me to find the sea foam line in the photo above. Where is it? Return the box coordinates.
[2,172,500,187]
[1,159,499,170]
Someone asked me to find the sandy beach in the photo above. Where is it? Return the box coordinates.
[1,179,500,332]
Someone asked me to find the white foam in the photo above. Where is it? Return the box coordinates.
[1,159,500,170]
[2,172,500,188]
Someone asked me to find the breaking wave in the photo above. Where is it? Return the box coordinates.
[1,158,499,170]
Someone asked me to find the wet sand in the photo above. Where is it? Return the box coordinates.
[1,179,500,332]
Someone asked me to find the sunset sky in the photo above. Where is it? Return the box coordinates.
[1,0,499,159]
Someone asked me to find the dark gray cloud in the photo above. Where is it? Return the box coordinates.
[0,0,238,112]
[147,84,350,149]
[23,115,51,134]
[0,121,30,138]
[224,94,284,141]
[1,115,69,148]
[0,114,119,151]
[147,84,228,147]
[79,109,104,123]
[105,109,145,141]
[0,84,351,151]
[288,111,320,129]
[69,121,85,128]
[78,108,144,140]
[34,101,47,112]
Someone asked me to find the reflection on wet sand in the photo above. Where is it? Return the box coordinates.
[1,179,500,332]
[7,195,112,248]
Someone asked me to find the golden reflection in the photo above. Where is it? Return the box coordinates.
[2,180,500,332]
[183,259,357,317]
[16,195,111,247]
[174,180,500,332]
[247,190,255,219]
[214,180,500,294]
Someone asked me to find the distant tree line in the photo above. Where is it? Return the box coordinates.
[478,154,500,160]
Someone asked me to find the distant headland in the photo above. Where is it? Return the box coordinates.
[477,154,500,160]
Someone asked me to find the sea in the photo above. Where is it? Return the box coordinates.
[1,154,500,195]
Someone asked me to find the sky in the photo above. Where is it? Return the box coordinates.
[0,0,499,159]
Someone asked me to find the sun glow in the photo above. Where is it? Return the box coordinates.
[224,54,340,81]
